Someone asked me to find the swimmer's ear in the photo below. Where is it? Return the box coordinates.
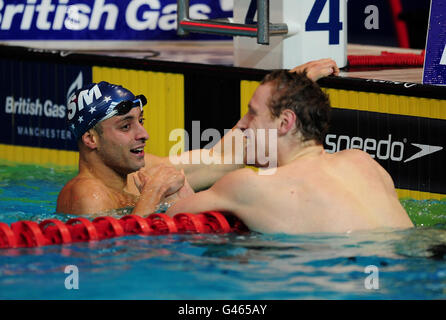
[81,129,99,150]
[278,109,296,135]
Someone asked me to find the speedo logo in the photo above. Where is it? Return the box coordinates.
[0,0,216,31]
[325,134,443,163]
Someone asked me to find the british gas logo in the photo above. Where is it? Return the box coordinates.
[0,0,229,36]
[3,71,84,120]
[325,134,443,163]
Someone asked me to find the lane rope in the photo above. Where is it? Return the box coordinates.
[0,212,248,249]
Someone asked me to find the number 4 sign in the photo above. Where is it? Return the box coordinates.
[305,0,343,45]
[233,0,347,70]
[423,0,446,85]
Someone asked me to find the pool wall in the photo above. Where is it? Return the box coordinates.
[0,45,445,200]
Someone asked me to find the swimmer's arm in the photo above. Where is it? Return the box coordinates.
[141,128,244,191]
[166,168,257,228]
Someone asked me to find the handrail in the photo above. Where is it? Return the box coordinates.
[177,0,288,45]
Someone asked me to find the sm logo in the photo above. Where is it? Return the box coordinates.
[67,84,102,121]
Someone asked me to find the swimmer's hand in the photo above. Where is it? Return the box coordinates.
[163,170,195,205]
[134,164,185,198]
[132,164,186,215]
[176,169,195,198]
[289,58,339,81]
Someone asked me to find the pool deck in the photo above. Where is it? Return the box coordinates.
[3,40,425,83]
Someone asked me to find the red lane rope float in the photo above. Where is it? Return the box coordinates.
[40,219,72,245]
[174,213,207,233]
[0,222,17,248]
[198,212,231,234]
[11,221,47,247]
[0,212,247,249]
[119,215,153,235]
[93,216,125,240]
[147,213,178,234]
[66,218,99,242]
[347,51,425,67]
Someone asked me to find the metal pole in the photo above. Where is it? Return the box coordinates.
[257,0,270,45]
[177,0,190,36]
[177,0,286,43]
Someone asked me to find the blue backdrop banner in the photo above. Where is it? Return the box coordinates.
[0,0,233,40]
[423,0,446,85]
[0,59,92,150]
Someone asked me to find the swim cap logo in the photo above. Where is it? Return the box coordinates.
[67,84,102,121]
[67,71,83,120]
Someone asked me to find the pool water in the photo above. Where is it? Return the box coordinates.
[1,161,446,300]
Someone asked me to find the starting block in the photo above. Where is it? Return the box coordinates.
[177,0,348,69]
[233,0,347,69]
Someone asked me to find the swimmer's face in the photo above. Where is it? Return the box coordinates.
[236,83,278,167]
[95,107,149,174]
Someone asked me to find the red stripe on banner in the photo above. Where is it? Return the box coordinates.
[389,0,410,48]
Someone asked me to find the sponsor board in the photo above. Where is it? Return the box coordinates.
[423,0,446,85]
[0,0,233,40]
[326,108,446,195]
[0,60,91,150]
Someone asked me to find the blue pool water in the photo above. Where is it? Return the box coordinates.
[1,161,446,300]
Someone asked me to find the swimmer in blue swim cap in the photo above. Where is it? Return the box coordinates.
[57,59,342,217]
[67,81,148,140]
[57,81,193,216]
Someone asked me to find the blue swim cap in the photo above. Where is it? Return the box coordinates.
[67,81,147,139]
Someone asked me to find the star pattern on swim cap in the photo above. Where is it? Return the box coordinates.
[89,106,96,114]
[78,116,83,123]
[104,96,112,103]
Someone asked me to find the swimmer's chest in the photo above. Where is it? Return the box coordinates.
[111,190,139,208]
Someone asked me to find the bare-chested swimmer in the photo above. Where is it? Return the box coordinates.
[57,60,337,216]
[134,59,343,192]
[56,82,193,216]
[166,69,414,234]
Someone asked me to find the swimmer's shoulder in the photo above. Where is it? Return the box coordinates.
[219,167,259,184]
[57,176,113,214]
[338,149,391,171]
[336,149,396,187]
[211,167,262,200]
[335,148,376,165]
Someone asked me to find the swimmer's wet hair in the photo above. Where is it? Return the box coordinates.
[261,70,331,144]
[92,122,103,137]
[76,122,103,145]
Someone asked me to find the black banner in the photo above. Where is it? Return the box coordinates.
[326,108,446,194]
